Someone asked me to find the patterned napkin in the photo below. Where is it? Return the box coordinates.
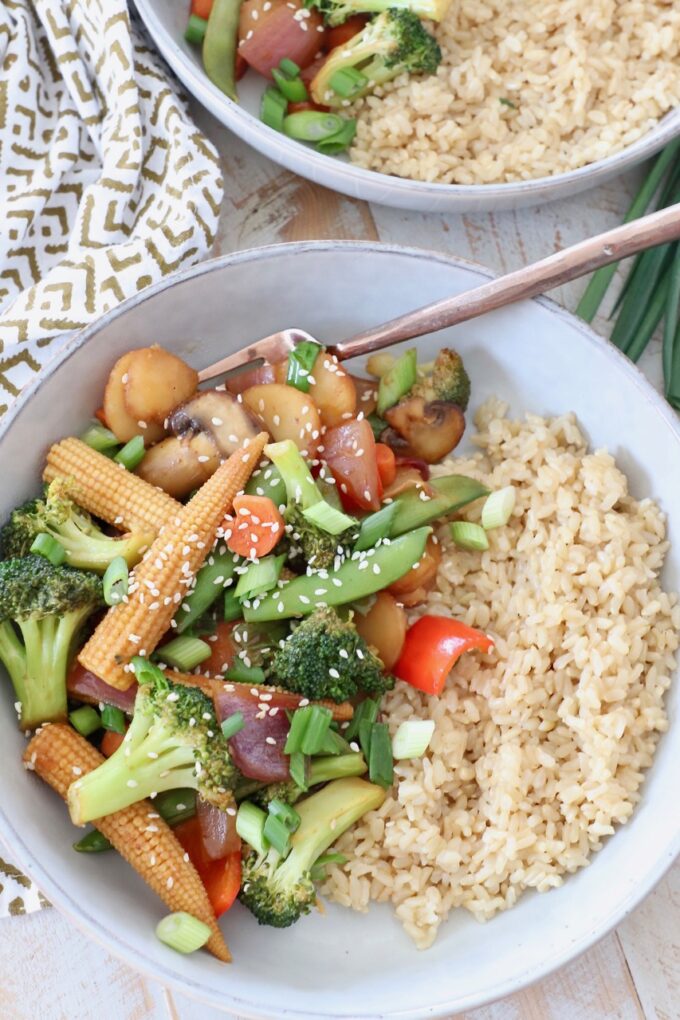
[0,0,224,913]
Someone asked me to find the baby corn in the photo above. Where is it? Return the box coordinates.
[79,434,268,690]
[44,437,180,535]
[24,723,230,962]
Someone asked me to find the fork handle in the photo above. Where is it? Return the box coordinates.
[328,202,680,361]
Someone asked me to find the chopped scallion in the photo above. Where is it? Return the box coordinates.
[316,726,352,756]
[224,662,266,684]
[310,851,347,881]
[316,118,357,155]
[288,750,308,790]
[286,339,323,393]
[261,86,288,132]
[184,13,208,45]
[302,501,357,536]
[263,812,292,855]
[156,912,212,954]
[114,435,145,471]
[272,68,308,103]
[221,711,245,740]
[223,587,243,622]
[329,67,367,98]
[68,705,101,738]
[344,697,378,742]
[376,348,417,416]
[300,706,333,755]
[79,422,120,453]
[368,722,394,787]
[450,521,489,551]
[101,704,126,734]
[131,655,166,687]
[279,58,300,78]
[283,110,345,142]
[155,635,212,672]
[268,798,300,832]
[391,719,435,760]
[481,486,516,530]
[354,500,398,551]
[236,801,267,855]
[30,533,66,565]
[102,555,129,606]
[234,554,285,600]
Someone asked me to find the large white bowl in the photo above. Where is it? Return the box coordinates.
[1,243,679,1017]
[133,0,680,213]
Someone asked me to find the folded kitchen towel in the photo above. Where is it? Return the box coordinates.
[0,0,223,411]
[0,0,224,914]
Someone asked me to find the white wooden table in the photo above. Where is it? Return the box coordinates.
[2,103,679,1020]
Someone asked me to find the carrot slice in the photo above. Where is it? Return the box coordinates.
[224,494,285,559]
[101,729,126,757]
[375,443,397,487]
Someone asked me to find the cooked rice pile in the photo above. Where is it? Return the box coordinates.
[323,401,679,948]
[349,0,680,184]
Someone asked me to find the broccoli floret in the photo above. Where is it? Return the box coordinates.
[310,9,441,108]
[67,660,238,825]
[412,348,470,410]
[271,606,393,702]
[0,556,103,730]
[310,0,451,28]
[239,777,385,927]
[0,479,153,573]
[239,752,368,807]
[264,440,358,571]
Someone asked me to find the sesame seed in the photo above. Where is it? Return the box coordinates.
[71,766,82,776]
[127,779,138,788]
[265,736,276,745]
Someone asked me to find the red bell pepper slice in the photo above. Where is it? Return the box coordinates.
[174,816,242,917]
[394,616,494,696]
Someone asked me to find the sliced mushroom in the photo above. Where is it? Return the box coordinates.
[136,432,221,498]
[169,390,260,457]
[382,466,434,500]
[384,397,465,464]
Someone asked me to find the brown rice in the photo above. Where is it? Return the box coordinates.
[349,0,680,184]
[322,400,679,948]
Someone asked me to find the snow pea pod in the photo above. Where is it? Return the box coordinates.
[203,0,241,102]
[243,526,431,622]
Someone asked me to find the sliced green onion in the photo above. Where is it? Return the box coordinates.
[156,635,212,672]
[286,339,323,393]
[223,587,243,622]
[101,704,126,734]
[354,501,398,551]
[114,435,145,471]
[392,719,435,759]
[73,829,112,853]
[268,798,301,832]
[289,750,308,790]
[131,655,166,686]
[316,726,352,756]
[302,501,357,536]
[450,521,489,551]
[358,718,373,762]
[308,752,366,784]
[236,801,267,855]
[224,662,266,684]
[221,711,245,740]
[261,86,288,132]
[316,118,357,155]
[184,13,208,44]
[481,486,516,530]
[103,555,129,607]
[235,554,285,600]
[279,58,300,78]
[376,348,417,416]
[68,705,101,737]
[272,68,308,102]
[263,812,292,855]
[30,533,66,565]
[329,67,367,98]
[310,851,347,881]
[344,697,378,742]
[301,706,333,755]
[284,706,310,754]
[79,422,120,453]
[156,911,212,954]
[366,412,386,442]
[283,110,345,142]
[663,245,680,401]
[368,722,394,788]
[154,789,197,826]
[176,551,238,634]
[576,139,680,322]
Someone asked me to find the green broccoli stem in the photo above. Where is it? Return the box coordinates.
[275,777,385,885]
[56,518,151,573]
[264,440,322,510]
[67,718,198,825]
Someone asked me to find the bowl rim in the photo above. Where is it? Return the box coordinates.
[133,0,680,203]
[1,239,679,1018]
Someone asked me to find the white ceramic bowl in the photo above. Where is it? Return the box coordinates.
[133,0,680,213]
[1,243,679,1017]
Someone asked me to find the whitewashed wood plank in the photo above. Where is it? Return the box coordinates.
[0,908,167,1020]
[616,857,680,1020]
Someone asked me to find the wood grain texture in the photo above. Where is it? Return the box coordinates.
[1,99,678,1020]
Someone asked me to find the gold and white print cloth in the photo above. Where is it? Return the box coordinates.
[0,0,224,414]
[0,0,224,915]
